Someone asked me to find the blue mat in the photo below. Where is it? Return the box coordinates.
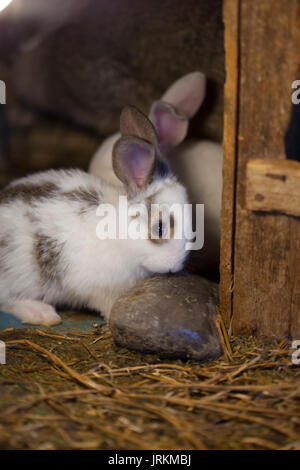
[0,310,105,333]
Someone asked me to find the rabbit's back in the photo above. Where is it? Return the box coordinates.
[0,169,117,307]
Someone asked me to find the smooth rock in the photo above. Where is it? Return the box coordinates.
[109,272,222,361]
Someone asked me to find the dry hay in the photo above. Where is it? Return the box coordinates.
[0,322,300,450]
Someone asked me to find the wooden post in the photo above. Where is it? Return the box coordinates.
[220,0,300,338]
[219,0,240,333]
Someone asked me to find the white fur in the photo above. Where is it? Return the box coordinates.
[89,133,121,186]
[0,169,190,325]
[170,141,222,269]
[88,72,223,271]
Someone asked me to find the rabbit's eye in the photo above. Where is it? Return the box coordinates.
[152,220,168,239]
[149,215,174,244]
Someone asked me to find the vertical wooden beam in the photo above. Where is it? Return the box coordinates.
[220,0,240,330]
[231,0,300,338]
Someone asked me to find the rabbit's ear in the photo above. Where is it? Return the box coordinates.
[112,136,156,192]
[161,71,206,118]
[120,105,159,150]
[149,71,206,148]
[149,101,188,148]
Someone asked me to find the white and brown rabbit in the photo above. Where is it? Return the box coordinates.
[0,106,191,326]
[89,72,223,271]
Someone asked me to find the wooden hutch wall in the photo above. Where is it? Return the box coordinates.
[220,0,300,338]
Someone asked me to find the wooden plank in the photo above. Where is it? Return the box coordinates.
[219,0,240,330]
[246,158,300,217]
[232,0,300,338]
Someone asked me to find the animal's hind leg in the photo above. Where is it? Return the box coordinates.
[1,299,62,326]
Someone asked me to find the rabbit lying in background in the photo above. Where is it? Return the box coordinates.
[1,0,224,142]
[0,0,89,64]
[89,72,223,271]
[0,106,191,326]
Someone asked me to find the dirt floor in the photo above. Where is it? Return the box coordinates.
[0,320,300,450]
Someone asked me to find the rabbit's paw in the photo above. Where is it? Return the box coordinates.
[11,300,62,326]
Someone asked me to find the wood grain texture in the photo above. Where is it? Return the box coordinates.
[219,0,240,330]
[246,158,300,217]
[231,0,300,338]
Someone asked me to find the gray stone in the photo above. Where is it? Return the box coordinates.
[109,272,222,361]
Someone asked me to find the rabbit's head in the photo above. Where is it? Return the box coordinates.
[112,105,192,274]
